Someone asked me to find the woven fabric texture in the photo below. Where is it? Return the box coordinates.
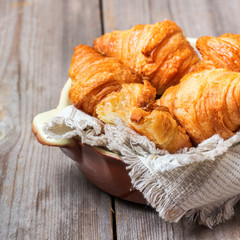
[44,105,240,228]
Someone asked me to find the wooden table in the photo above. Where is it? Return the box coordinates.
[1,0,240,239]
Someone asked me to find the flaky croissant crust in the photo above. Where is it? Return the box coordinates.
[68,45,142,116]
[96,81,192,153]
[158,69,240,144]
[94,20,200,94]
[191,33,240,72]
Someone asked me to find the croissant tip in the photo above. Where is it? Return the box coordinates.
[93,38,98,46]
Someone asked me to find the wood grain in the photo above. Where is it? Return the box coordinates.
[1,0,240,239]
[101,0,240,239]
[102,0,240,37]
[0,1,112,239]
[114,200,240,240]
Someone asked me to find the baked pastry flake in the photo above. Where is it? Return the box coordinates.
[96,81,192,153]
[69,44,142,115]
[157,69,240,144]
[93,20,200,94]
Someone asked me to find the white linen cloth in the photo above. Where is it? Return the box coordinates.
[44,105,240,228]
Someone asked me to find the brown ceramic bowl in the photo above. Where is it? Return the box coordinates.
[32,38,197,204]
[32,78,146,204]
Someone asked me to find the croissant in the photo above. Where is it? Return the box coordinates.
[96,81,192,153]
[191,34,240,72]
[93,20,200,95]
[157,69,240,144]
[68,44,142,115]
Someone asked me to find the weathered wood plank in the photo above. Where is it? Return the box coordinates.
[102,0,240,36]
[114,200,240,240]
[102,0,240,239]
[0,0,112,239]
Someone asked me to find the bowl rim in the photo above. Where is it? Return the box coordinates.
[32,37,197,158]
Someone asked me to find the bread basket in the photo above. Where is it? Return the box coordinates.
[32,38,197,204]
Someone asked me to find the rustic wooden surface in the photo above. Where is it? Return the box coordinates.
[1,0,240,239]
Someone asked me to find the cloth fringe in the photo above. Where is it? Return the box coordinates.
[185,195,240,228]
[43,105,240,228]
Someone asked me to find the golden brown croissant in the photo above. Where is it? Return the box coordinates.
[157,69,240,144]
[93,20,200,95]
[68,44,142,115]
[191,34,240,72]
[96,81,192,153]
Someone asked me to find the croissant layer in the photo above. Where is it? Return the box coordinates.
[68,45,142,115]
[96,81,192,153]
[93,20,200,94]
[191,34,240,72]
[158,69,240,144]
